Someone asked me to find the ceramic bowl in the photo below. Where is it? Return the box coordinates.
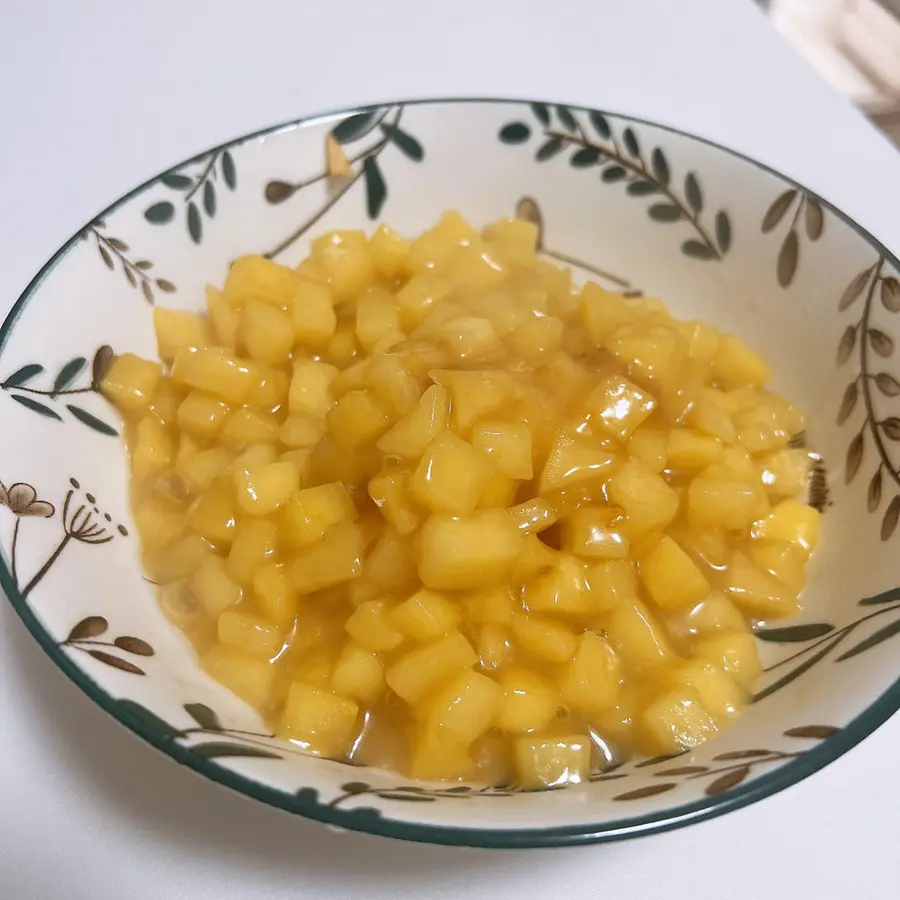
[2,99,899,849]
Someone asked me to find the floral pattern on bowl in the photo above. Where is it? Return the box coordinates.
[1,99,899,848]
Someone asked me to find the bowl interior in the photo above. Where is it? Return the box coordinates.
[1,99,899,847]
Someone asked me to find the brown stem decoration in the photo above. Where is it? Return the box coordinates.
[2,384,93,397]
[543,128,720,258]
[184,152,220,203]
[21,534,71,599]
[92,229,154,286]
[10,518,20,585]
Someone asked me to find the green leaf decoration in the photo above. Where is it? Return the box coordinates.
[753,638,840,702]
[2,363,44,388]
[331,111,378,144]
[161,172,192,190]
[529,102,550,126]
[535,136,564,161]
[11,394,62,420]
[187,202,202,244]
[601,165,626,183]
[52,357,87,395]
[144,201,175,225]
[363,156,387,218]
[623,127,640,157]
[589,110,611,139]
[379,122,424,161]
[203,180,216,217]
[755,623,835,642]
[184,703,224,731]
[555,105,578,133]
[650,148,670,186]
[627,181,659,196]
[66,404,118,436]
[859,586,900,606]
[190,742,281,760]
[836,619,900,662]
[570,147,601,168]
[685,173,703,212]
[117,700,181,739]
[682,239,717,260]
[221,151,237,190]
[715,210,732,254]
[499,122,531,144]
[648,203,682,223]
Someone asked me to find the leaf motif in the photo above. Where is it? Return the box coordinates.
[836,325,857,365]
[712,749,773,761]
[535,137,564,161]
[622,127,640,157]
[883,417,900,440]
[105,237,129,252]
[498,122,531,144]
[881,495,900,541]
[161,172,192,190]
[265,180,297,204]
[156,278,176,293]
[648,203,682,223]
[805,196,824,240]
[777,231,799,287]
[124,266,137,288]
[655,765,709,776]
[340,781,371,794]
[839,267,873,311]
[66,616,108,642]
[682,240,718,260]
[869,467,883,512]
[859,586,900,605]
[784,725,839,739]
[203,180,216,217]
[684,173,703,213]
[627,181,659,196]
[222,150,237,190]
[363,156,387,218]
[2,363,44,388]
[187,202,202,244]
[141,281,155,305]
[134,260,153,270]
[555,105,578,133]
[376,792,435,802]
[881,276,900,312]
[91,346,114,385]
[588,110,611,139]
[570,147,600,168]
[650,148,670,186]
[601,165,626,183]
[761,189,797,233]
[10,394,63,420]
[66,404,118,436]
[836,617,900,661]
[837,380,858,424]
[144,201,175,225]
[190,742,281,760]
[755,623,835,642]
[331,111,378,144]
[869,329,894,357]
[633,753,684,768]
[98,244,113,269]
[614,783,677,801]
[845,431,864,482]
[116,700,180,739]
[51,357,87,396]
[706,766,751,795]
[379,123,424,161]
[184,702,223,731]
[529,102,550,126]
[753,637,842,702]
[114,636,154,656]
[715,211,732,254]
[87,650,144,675]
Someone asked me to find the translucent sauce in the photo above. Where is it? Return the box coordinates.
[101,212,819,788]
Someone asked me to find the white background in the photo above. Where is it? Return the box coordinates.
[1,1,899,897]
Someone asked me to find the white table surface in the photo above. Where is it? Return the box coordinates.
[1,1,899,897]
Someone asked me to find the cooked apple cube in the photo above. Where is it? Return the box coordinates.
[288,359,338,418]
[206,284,240,348]
[420,669,503,745]
[202,645,276,710]
[396,272,452,327]
[316,241,375,304]
[431,369,515,430]
[225,518,277,585]
[607,458,680,537]
[723,551,798,618]
[641,535,710,610]
[344,600,404,653]
[418,510,522,590]
[663,662,746,721]
[218,609,283,659]
[377,384,450,460]
[522,555,592,617]
[131,415,174,479]
[471,420,533,480]
[514,733,591,788]
[640,687,718,754]
[386,631,478,705]
[221,407,280,445]
[560,632,621,716]
[495,666,558,733]
[292,279,337,349]
[412,431,491,515]
[539,431,618,492]
[464,585,516,626]
[153,307,212,362]
[332,641,385,703]
[606,599,673,668]
[408,726,474,781]
[172,347,259,404]
[712,333,772,389]
[627,423,669,473]
[667,428,724,470]
[751,499,820,555]
[687,477,757,532]
[225,254,296,306]
[696,632,762,691]
[187,478,238,545]
[280,482,355,548]
[587,374,656,442]
[279,682,359,757]
[176,391,230,439]
[356,285,400,352]
[190,555,243,616]
[367,468,422,536]
[365,529,416,590]
[390,589,460,642]
[100,352,163,415]
[585,558,639,610]
[327,390,392,450]
[513,614,577,663]
[508,497,559,535]
[252,562,299,627]
[234,461,298,516]
[564,506,630,559]
[476,624,513,672]
[289,521,365,595]
[370,223,410,278]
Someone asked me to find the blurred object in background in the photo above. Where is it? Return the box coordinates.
[769,0,900,145]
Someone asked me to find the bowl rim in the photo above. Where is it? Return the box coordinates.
[2,96,899,849]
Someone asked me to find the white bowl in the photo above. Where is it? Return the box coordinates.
[2,99,899,848]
